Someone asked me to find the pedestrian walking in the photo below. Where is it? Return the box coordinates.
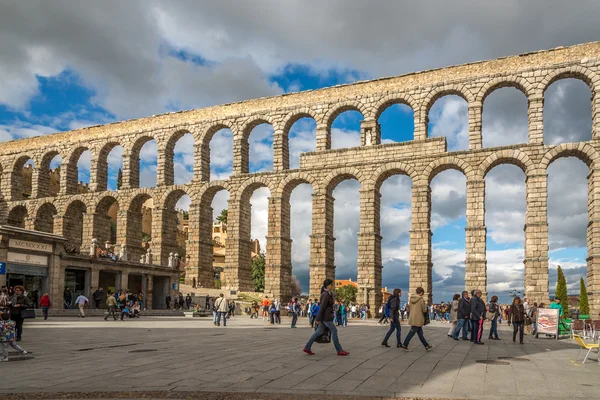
[510,296,526,344]
[303,279,349,356]
[0,312,27,361]
[165,294,171,310]
[530,302,538,335]
[104,291,118,320]
[401,287,433,351]
[470,289,486,345]
[75,293,89,318]
[289,298,299,328]
[215,293,229,327]
[452,291,470,340]
[488,295,501,340]
[92,287,104,309]
[39,293,52,320]
[381,288,403,348]
[447,294,459,337]
[0,289,9,313]
[185,294,192,310]
[9,286,31,341]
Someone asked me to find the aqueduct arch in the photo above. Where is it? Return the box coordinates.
[1,42,600,313]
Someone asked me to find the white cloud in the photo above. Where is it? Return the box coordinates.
[428,96,469,151]
[331,128,360,150]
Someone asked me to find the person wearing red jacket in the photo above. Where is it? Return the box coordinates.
[39,293,52,320]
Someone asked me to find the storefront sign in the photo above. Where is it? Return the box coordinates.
[7,252,48,266]
[6,264,48,277]
[536,308,559,337]
[0,262,5,275]
[9,239,52,253]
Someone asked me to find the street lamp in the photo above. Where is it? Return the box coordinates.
[507,289,521,299]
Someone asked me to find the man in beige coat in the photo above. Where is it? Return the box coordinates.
[401,287,433,351]
[215,293,229,327]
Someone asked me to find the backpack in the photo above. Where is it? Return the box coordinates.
[384,300,391,318]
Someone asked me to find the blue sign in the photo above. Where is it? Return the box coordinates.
[172,283,178,290]
[0,263,5,275]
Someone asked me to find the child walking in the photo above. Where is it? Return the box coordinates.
[1,312,27,361]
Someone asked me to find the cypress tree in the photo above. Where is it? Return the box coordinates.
[579,277,590,316]
[555,265,568,319]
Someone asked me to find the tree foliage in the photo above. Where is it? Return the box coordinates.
[556,265,568,319]
[117,168,123,190]
[217,209,228,224]
[251,252,265,292]
[579,277,590,315]
[335,285,357,304]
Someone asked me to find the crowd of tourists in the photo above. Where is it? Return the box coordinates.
[165,292,193,310]
[0,285,31,361]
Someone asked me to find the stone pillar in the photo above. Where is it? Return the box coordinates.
[357,188,382,314]
[528,95,544,144]
[156,147,171,187]
[309,193,335,299]
[120,154,132,189]
[32,167,46,198]
[84,212,111,251]
[184,202,214,288]
[265,196,292,302]
[89,153,105,192]
[315,123,330,152]
[223,197,253,291]
[2,171,17,201]
[195,142,209,182]
[465,178,487,300]
[24,217,35,231]
[60,162,78,195]
[117,209,145,263]
[524,173,549,306]
[468,101,482,150]
[145,275,153,309]
[587,168,600,316]
[414,107,427,141]
[593,92,600,140]
[232,131,249,176]
[90,268,100,293]
[151,207,178,266]
[119,272,129,292]
[409,184,432,303]
[273,127,289,171]
[360,119,380,146]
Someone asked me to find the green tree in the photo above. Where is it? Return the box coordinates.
[216,209,228,224]
[579,277,590,315]
[117,168,123,190]
[556,265,568,319]
[335,285,358,304]
[251,252,265,292]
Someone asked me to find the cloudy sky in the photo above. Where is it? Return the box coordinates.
[1,1,599,303]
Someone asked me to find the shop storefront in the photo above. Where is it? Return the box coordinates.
[5,239,51,295]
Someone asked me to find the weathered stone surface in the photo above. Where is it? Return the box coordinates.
[1,42,600,314]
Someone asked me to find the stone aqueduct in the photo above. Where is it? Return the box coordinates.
[1,42,600,314]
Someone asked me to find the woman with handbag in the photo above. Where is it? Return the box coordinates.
[9,285,31,341]
[303,279,349,356]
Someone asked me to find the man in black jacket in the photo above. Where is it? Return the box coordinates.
[92,287,104,309]
[452,291,470,340]
[470,289,486,345]
[381,288,402,348]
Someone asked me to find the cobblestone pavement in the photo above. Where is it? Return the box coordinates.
[1,316,599,400]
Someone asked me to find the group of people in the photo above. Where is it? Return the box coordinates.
[104,289,142,320]
[447,291,543,345]
[0,285,31,360]
[165,292,193,310]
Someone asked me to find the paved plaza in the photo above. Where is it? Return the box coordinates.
[1,316,599,400]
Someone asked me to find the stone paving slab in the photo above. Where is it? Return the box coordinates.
[1,317,599,399]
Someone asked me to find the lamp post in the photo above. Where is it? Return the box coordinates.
[507,289,521,299]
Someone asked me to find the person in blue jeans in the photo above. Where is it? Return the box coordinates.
[452,291,470,340]
[303,279,349,356]
[381,288,402,348]
[488,295,500,340]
